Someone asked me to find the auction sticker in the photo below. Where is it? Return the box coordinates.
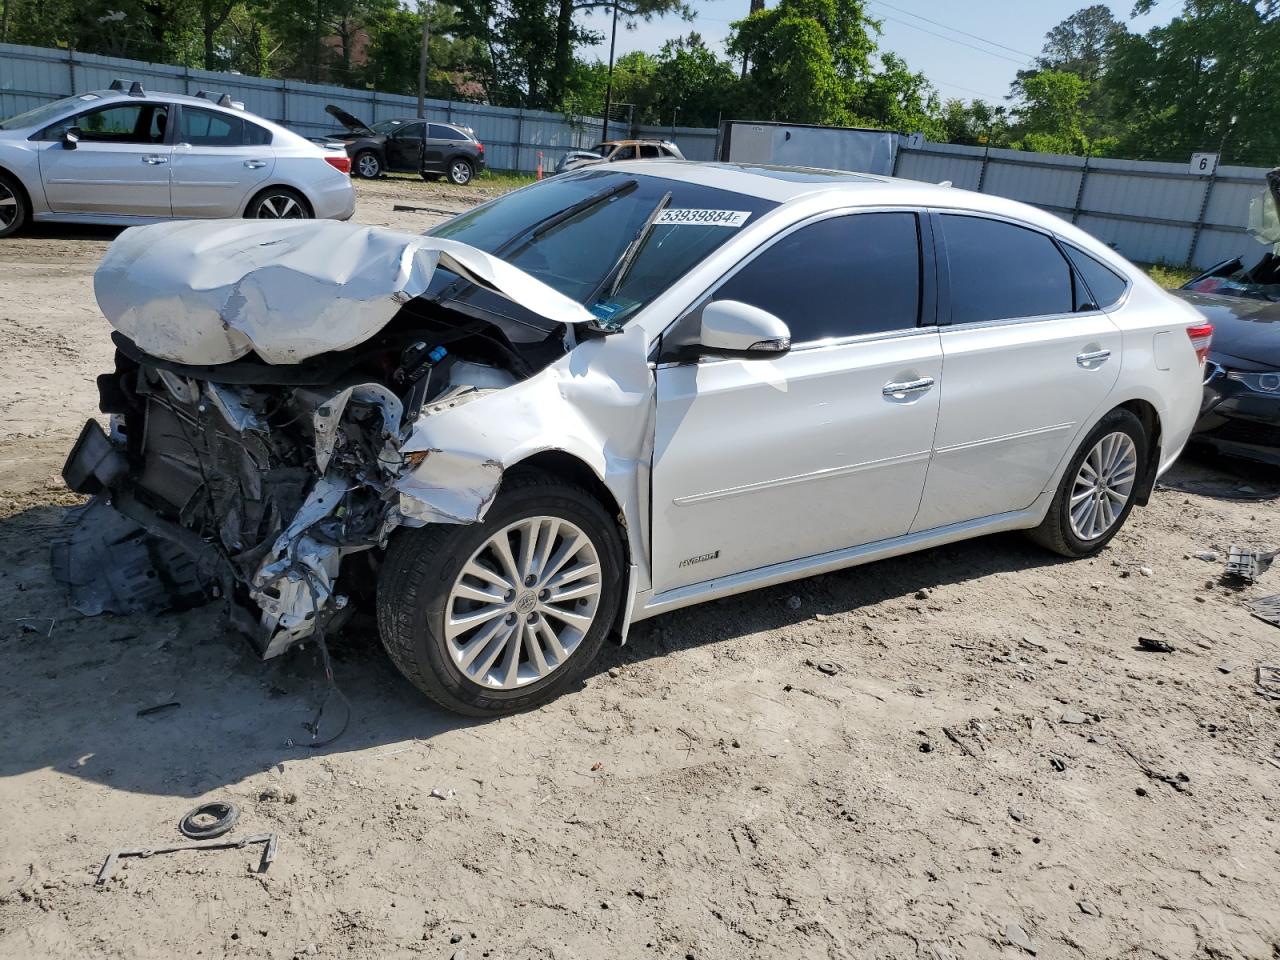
[655,209,752,227]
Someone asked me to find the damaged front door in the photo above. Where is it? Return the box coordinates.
[649,210,942,596]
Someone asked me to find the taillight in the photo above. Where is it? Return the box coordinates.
[1187,322,1213,365]
[476,142,485,155]
[324,154,351,175]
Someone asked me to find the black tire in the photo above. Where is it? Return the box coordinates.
[377,469,625,716]
[245,186,311,220]
[353,150,382,179]
[1027,408,1148,558]
[447,158,474,185]
[0,171,30,238]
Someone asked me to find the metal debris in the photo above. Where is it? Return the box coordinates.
[1246,595,1280,628]
[1137,637,1175,653]
[96,833,276,885]
[1225,545,1279,583]
[1256,664,1280,701]
[136,701,181,718]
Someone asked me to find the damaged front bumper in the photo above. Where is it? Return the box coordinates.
[59,362,414,658]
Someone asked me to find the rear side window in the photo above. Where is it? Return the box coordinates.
[1064,244,1128,309]
[713,212,922,343]
[639,144,661,158]
[180,106,242,146]
[429,123,468,141]
[941,215,1073,324]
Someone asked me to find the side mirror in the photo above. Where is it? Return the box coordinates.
[697,300,791,359]
[62,127,81,150]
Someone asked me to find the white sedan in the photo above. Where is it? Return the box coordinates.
[61,161,1210,715]
[0,82,355,236]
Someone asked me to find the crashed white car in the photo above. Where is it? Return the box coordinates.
[60,162,1210,715]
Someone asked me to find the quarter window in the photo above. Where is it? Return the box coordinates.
[711,212,923,343]
[1064,244,1128,309]
[941,215,1074,324]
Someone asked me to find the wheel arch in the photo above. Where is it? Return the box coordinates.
[1113,397,1162,506]
[0,164,34,220]
[242,183,314,218]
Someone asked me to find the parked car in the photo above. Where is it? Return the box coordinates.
[1173,169,1280,465]
[555,138,684,174]
[1173,286,1280,465]
[0,82,355,237]
[323,105,485,184]
[62,162,1209,716]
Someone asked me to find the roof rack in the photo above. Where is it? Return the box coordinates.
[109,79,146,96]
[193,90,245,110]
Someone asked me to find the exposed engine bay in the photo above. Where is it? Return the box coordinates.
[56,219,623,659]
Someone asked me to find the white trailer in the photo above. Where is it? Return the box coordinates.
[717,120,900,175]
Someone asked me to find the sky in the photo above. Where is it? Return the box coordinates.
[577,0,1177,107]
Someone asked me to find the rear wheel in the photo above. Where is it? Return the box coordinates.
[0,172,29,238]
[353,150,381,179]
[447,158,474,185]
[1027,408,1147,557]
[245,187,311,220]
[377,470,624,716]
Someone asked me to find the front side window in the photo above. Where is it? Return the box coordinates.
[941,215,1074,324]
[393,122,425,139]
[43,103,168,144]
[180,106,243,146]
[711,212,923,343]
[611,145,637,161]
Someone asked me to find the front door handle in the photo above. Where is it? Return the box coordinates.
[244,159,268,169]
[883,376,935,399]
[1076,349,1111,367]
[141,155,168,165]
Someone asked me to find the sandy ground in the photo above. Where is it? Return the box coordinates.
[1,175,1279,960]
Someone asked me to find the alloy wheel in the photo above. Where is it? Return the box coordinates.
[449,160,472,185]
[445,516,602,689]
[356,153,380,178]
[1068,431,1138,541]
[255,193,305,219]
[0,181,17,227]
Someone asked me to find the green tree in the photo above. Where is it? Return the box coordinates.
[729,0,878,124]
[856,51,942,137]
[939,98,1011,147]
[1013,69,1091,154]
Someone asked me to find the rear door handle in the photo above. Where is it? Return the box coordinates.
[883,376,935,399]
[141,155,168,165]
[1076,349,1111,367]
[244,159,268,169]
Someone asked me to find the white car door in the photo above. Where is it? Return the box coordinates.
[650,210,943,596]
[38,102,172,216]
[911,212,1123,532]
[170,105,275,217]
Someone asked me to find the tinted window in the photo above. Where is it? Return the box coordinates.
[244,121,272,146]
[713,212,922,343]
[46,103,168,144]
[942,215,1073,324]
[180,106,243,146]
[1064,244,1127,309]
[393,122,425,139]
[429,123,468,141]
[639,144,661,159]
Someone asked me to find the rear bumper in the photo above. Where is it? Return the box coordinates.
[311,177,357,220]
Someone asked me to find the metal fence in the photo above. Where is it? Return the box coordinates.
[2,43,1270,267]
[0,42,610,172]
[892,141,1269,270]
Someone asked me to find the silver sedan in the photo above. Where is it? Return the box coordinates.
[0,84,355,236]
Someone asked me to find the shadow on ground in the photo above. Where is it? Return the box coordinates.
[0,453,1273,799]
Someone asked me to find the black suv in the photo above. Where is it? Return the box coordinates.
[324,105,486,184]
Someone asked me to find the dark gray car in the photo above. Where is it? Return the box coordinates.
[324,105,486,184]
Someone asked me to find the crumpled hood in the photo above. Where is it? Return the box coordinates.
[94,219,597,366]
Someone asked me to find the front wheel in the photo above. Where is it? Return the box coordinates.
[377,470,625,716]
[1027,408,1148,558]
[447,158,474,185]
[245,187,311,220]
[0,172,29,238]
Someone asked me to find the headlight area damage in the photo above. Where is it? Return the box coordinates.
[55,219,648,661]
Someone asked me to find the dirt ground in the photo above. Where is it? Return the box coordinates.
[1,174,1279,960]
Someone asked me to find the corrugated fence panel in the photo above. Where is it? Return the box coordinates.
[0,41,609,173]
[980,149,1084,211]
[892,144,985,191]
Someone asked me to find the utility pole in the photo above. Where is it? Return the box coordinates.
[601,1,619,143]
[417,0,432,120]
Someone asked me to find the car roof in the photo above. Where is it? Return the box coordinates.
[35,88,303,140]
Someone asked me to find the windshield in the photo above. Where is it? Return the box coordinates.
[370,119,408,135]
[427,169,777,326]
[0,94,101,131]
